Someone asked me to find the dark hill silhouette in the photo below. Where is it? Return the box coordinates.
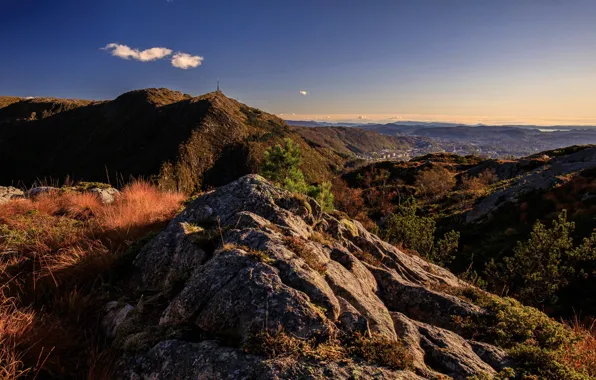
[0,89,345,191]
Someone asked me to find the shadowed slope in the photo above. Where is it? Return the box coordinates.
[0,89,342,191]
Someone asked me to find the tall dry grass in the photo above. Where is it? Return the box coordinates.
[560,317,596,376]
[0,181,185,379]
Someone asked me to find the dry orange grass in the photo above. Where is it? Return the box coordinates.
[97,180,184,233]
[0,180,185,379]
[0,299,35,379]
[560,318,596,376]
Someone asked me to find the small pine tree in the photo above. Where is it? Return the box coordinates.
[261,138,334,212]
[282,167,309,194]
[261,138,304,184]
[308,181,334,212]
[261,138,309,194]
[486,209,596,305]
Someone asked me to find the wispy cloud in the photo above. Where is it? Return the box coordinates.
[299,90,308,96]
[388,116,400,120]
[357,116,368,120]
[102,43,172,62]
[171,52,204,69]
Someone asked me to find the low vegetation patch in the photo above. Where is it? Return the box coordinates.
[0,181,185,379]
[347,332,413,370]
[453,287,596,379]
[485,209,596,308]
[243,328,345,362]
[284,236,327,274]
[383,196,459,266]
[244,328,413,370]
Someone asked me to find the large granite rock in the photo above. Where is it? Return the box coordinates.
[109,175,512,379]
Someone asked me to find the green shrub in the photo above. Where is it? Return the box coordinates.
[455,289,593,380]
[308,181,334,212]
[456,289,573,350]
[508,345,592,380]
[486,210,596,306]
[261,138,334,211]
[383,196,459,266]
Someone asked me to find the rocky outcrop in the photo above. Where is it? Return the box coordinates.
[109,175,512,379]
[0,186,24,204]
[119,339,423,380]
[466,147,596,223]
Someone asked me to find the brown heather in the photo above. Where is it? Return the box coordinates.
[0,181,184,379]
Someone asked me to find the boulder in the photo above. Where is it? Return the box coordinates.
[102,301,135,339]
[88,187,120,204]
[0,186,24,204]
[26,186,58,199]
[109,175,511,379]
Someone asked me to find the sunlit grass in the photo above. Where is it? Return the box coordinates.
[0,181,185,379]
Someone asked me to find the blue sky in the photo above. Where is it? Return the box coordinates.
[1,0,596,124]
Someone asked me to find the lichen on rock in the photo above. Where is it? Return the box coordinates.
[109,175,517,379]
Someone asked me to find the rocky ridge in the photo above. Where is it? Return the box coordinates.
[466,146,596,223]
[107,175,514,379]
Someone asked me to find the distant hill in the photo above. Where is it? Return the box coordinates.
[294,125,414,157]
[286,120,462,128]
[360,123,596,157]
[0,89,345,192]
[288,120,596,157]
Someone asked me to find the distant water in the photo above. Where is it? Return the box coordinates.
[537,128,571,132]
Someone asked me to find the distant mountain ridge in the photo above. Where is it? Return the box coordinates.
[286,119,596,129]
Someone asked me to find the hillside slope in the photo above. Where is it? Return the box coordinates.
[294,125,414,157]
[341,147,596,317]
[0,89,343,192]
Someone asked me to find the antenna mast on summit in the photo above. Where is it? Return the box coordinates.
[217,80,220,92]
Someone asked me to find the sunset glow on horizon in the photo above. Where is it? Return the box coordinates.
[2,0,595,126]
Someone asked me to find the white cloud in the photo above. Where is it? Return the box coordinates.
[103,43,172,62]
[171,52,204,69]
[299,90,308,96]
[357,116,368,120]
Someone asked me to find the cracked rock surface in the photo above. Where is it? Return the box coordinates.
[111,175,511,379]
